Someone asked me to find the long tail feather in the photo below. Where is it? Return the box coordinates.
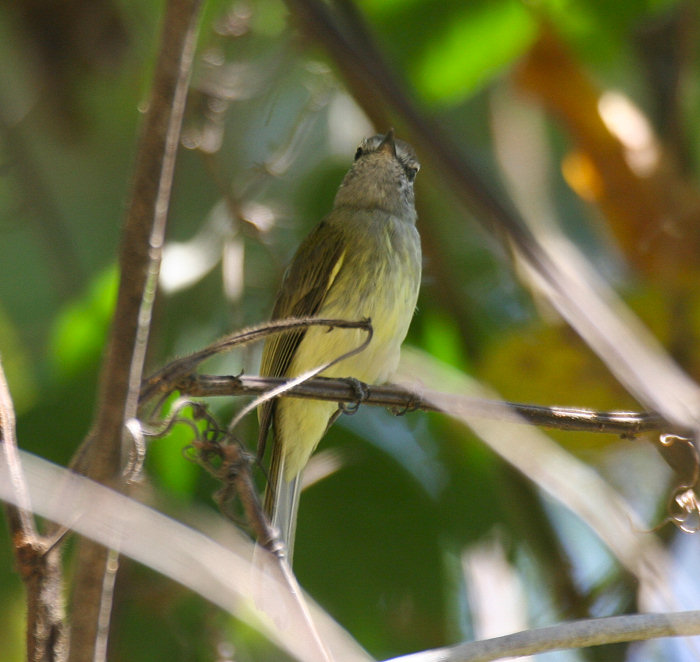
[264,441,301,563]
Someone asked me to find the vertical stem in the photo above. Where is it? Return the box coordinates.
[67,1,203,660]
[1,359,68,661]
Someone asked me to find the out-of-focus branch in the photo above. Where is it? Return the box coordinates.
[514,29,700,281]
[282,0,528,242]
[78,0,202,482]
[385,610,700,662]
[0,364,34,541]
[0,450,373,662]
[67,1,203,660]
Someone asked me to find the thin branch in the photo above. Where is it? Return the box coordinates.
[67,1,203,660]
[80,0,202,482]
[386,610,700,662]
[225,320,372,435]
[174,373,674,437]
[191,439,333,662]
[0,359,67,661]
[0,362,34,537]
[139,317,372,406]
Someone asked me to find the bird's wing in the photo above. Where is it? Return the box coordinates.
[257,219,346,456]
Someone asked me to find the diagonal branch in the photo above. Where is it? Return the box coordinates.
[384,610,700,662]
[78,0,203,482]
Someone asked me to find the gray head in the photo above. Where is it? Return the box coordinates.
[334,130,420,221]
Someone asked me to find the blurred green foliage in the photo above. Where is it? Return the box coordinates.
[0,0,698,660]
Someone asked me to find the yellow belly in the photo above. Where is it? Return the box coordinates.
[275,218,420,479]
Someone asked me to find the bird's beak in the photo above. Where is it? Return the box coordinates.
[378,128,397,157]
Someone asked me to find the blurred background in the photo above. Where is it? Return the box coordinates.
[1,0,700,660]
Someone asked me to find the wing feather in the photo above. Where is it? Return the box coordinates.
[257,219,347,456]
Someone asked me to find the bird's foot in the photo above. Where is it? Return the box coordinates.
[338,377,370,415]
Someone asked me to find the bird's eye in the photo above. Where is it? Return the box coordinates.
[354,147,364,161]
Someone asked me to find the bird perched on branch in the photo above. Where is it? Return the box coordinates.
[258,130,422,559]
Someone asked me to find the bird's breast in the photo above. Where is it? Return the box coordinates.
[289,212,421,385]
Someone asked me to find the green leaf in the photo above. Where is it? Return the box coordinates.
[49,265,118,379]
[147,411,201,497]
[412,1,536,105]
[420,309,469,369]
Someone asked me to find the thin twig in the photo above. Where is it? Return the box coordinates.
[139,317,372,406]
[202,441,333,662]
[165,405,332,661]
[0,359,67,661]
[225,319,372,434]
[0,363,35,537]
[386,610,700,662]
[176,373,674,437]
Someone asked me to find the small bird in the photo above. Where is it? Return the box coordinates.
[258,130,422,559]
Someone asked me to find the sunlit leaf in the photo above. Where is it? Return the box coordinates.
[147,412,202,497]
[412,1,536,105]
[49,265,118,379]
[420,309,468,369]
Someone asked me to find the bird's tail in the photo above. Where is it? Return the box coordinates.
[264,444,302,563]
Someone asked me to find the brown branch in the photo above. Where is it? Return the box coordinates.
[189,439,332,661]
[1,359,67,661]
[77,0,202,482]
[175,373,673,437]
[139,317,372,405]
[138,313,673,437]
[67,1,203,660]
